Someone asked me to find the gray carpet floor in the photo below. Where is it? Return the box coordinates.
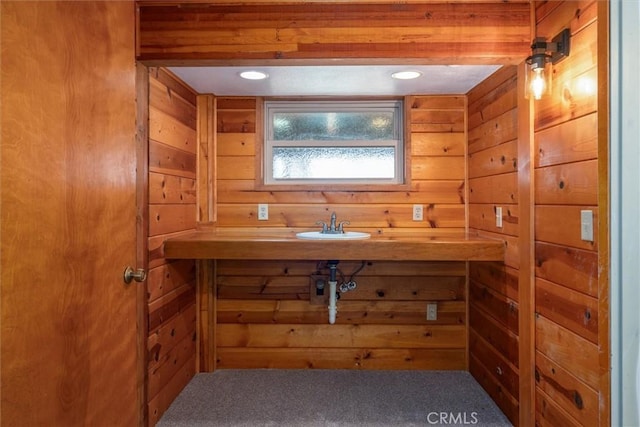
[158,370,512,427]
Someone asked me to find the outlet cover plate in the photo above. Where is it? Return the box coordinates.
[426,303,438,321]
[413,204,424,221]
[258,204,269,221]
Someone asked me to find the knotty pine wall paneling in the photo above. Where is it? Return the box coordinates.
[467,3,608,424]
[146,68,199,425]
[467,65,521,425]
[216,96,467,235]
[532,1,607,426]
[213,95,469,370]
[216,260,468,370]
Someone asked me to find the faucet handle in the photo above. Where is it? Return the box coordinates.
[337,220,350,232]
[315,221,329,232]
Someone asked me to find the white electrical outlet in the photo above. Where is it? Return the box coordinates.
[581,209,593,241]
[495,206,503,228]
[413,204,424,221]
[258,204,269,221]
[426,303,438,321]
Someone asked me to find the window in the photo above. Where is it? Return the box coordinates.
[263,100,405,186]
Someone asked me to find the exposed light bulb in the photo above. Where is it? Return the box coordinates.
[530,68,547,100]
[524,29,571,100]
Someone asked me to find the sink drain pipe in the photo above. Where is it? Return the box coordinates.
[327,260,339,324]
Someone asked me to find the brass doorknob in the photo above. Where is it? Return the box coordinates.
[123,266,147,284]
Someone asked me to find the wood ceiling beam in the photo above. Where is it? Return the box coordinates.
[136,2,532,65]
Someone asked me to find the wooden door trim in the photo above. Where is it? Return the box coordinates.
[135,62,151,427]
[596,2,610,425]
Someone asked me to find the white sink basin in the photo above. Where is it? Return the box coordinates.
[296,231,371,240]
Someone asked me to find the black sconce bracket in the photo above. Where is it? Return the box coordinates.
[549,28,571,64]
[528,28,571,67]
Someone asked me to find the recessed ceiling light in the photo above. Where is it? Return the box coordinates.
[239,70,269,80]
[391,71,422,80]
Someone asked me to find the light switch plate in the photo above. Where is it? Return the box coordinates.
[581,209,593,241]
[495,206,503,228]
[258,204,269,221]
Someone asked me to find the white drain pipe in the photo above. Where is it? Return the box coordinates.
[327,260,339,324]
[328,279,338,324]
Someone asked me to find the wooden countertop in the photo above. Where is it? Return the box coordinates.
[163,230,505,261]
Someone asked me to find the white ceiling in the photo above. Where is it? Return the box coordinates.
[168,65,503,97]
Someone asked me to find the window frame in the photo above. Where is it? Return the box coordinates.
[258,97,411,190]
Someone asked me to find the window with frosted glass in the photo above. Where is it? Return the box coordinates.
[264,100,404,185]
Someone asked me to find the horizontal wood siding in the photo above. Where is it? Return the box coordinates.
[532,1,606,425]
[216,260,467,370]
[213,95,469,370]
[136,3,530,64]
[466,65,520,425]
[215,95,466,234]
[147,68,198,425]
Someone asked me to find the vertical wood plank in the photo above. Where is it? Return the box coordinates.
[197,95,216,225]
[465,262,470,370]
[136,61,150,427]
[196,260,217,372]
[596,2,610,425]
[518,59,535,427]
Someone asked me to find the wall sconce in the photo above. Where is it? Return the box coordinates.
[525,28,571,100]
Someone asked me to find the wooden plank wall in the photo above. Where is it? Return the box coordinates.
[146,68,199,425]
[532,1,606,426]
[213,95,469,369]
[216,96,467,235]
[216,260,468,369]
[467,66,521,425]
[466,2,607,425]
[136,2,531,65]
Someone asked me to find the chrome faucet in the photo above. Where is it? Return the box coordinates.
[316,212,350,234]
[329,212,338,232]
